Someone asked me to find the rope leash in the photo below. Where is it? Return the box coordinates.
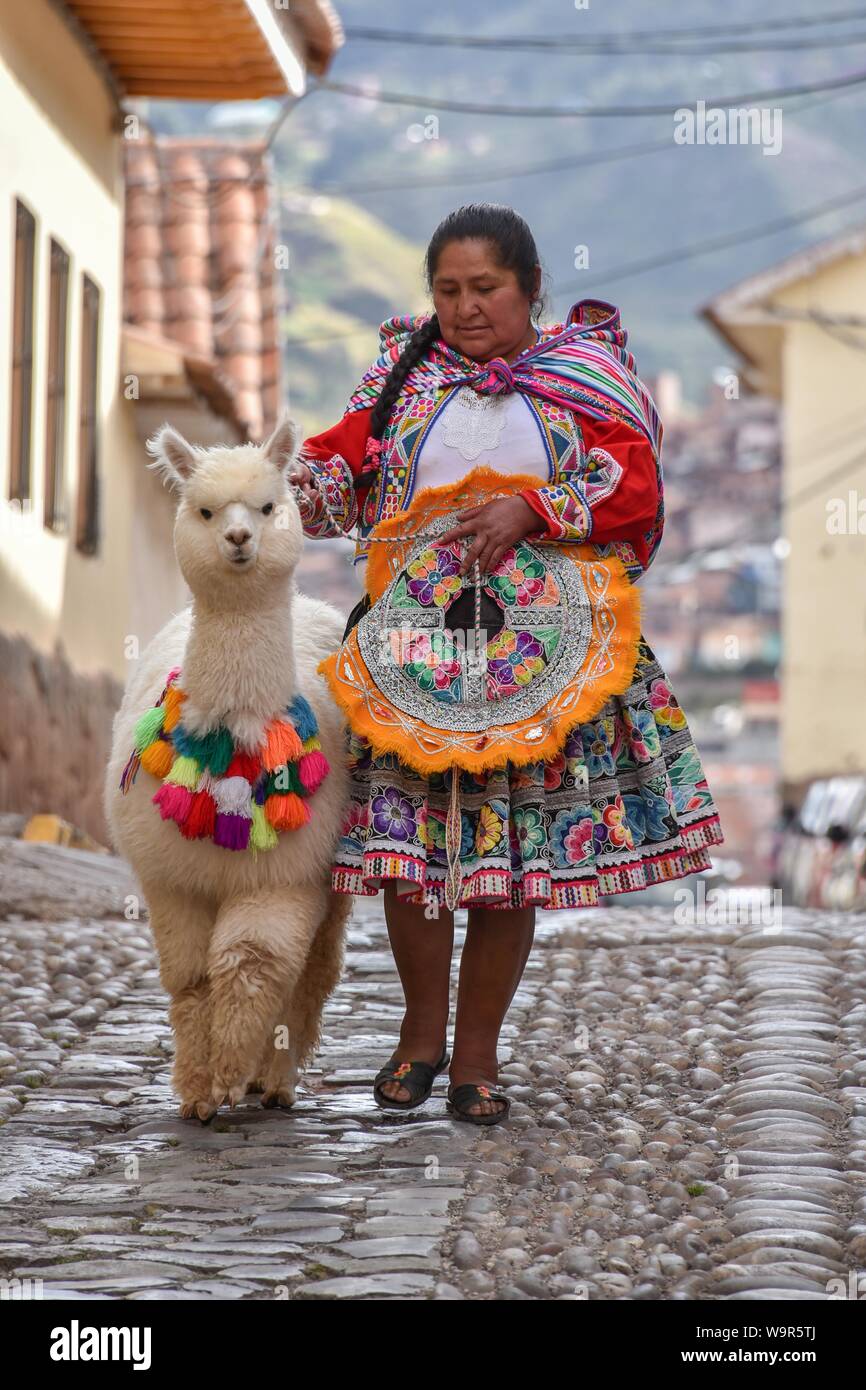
[289,471,525,912]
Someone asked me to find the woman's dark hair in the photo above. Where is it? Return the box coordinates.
[358,204,545,482]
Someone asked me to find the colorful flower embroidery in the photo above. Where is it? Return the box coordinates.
[486,629,546,696]
[371,787,417,841]
[621,706,661,763]
[544,751,567,791]
[582,717,617,777]
[460,811,475,858]
[406,545,462,607]
[513,805,547,861]
[402,631,462,698]
[340,801,370,843]
[597,796,631,850]
[475,801,507,856]
[551,807,594,865]
[622,787,673,843]
[333,636,724,911]
[486,544,546,607]
[649,677,687,732]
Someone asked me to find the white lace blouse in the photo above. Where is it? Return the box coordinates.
[412,385,552,493]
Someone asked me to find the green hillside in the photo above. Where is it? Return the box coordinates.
[279,195,426,436]
[145,0,866,411]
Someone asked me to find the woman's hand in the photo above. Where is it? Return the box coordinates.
[437,495,542,576]
[287,460,320,517]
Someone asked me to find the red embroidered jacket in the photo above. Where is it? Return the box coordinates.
[297,402,661,581]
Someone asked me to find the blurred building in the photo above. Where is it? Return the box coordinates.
[0,0,342,837]
[703,223,866,809]
[638,367,783,886]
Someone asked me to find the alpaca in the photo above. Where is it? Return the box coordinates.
[103,410,352,1122]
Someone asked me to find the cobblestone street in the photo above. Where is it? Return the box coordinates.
[1,836,865,1301]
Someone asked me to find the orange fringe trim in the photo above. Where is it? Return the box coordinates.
[364,465,570,602]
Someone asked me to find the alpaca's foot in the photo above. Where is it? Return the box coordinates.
[178,1096,218,1124]
[210,1035,260,1108]
[175,1058,217,1123]
[211,1082,250,1110]
[211,1068,254,1111]
[261,1082,297,1109]
[260,1042,300,1111]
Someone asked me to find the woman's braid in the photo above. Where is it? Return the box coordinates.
[356,314,441,484]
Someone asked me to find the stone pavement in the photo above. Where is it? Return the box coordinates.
[1,836,865,1301]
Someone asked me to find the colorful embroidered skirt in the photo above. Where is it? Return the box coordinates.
[331,633,725,911]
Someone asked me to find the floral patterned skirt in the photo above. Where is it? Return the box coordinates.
[331,634,725,911]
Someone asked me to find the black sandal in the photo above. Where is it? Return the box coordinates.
[446,1081,511,1126]
[373,1042,450,1111]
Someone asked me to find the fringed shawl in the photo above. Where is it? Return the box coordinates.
[345,297,663,459]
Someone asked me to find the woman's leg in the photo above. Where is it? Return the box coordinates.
[377,881,455,1102]
[451,903,536,1116]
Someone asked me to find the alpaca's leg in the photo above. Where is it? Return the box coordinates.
[261,891,352,1107]
[208,884,327,1109]
[252,982,299,1109]
[144,884,216,1122]
[246,894,350,1100]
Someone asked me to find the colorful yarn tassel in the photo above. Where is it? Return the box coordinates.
[119,747,141,793]
[140,737,175,778]
[153,782,194,825]
[298,749,330,792]
[265,792,310,831]
[165,755,202,790]
[288,692,318,742]
[121,667,328,854]
[225,750,262,782]
[211,775,254,817]
[214,812,252,850]
[133,705,166,753]
[180,788,217,839]
[172,724,234,776]
[262,718,304,771]
[161,685,185,733]
[250,801,279,851]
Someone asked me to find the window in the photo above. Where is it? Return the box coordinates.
[44,239,70,532]
[9,199,36,502]
[76,272,100,555]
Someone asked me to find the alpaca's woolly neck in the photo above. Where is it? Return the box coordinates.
[180,580,298,744]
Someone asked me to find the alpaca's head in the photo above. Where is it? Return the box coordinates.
[145,411,303,602]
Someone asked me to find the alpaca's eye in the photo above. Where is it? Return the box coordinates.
[200,508,212,520]
[262,502,274,516]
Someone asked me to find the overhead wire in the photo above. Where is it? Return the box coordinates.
[310,67,866,119]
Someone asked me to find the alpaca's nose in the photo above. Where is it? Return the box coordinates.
[225,525,252,547]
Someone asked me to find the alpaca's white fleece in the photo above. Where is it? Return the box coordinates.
[104,415,351,907]
[103,593,349,903]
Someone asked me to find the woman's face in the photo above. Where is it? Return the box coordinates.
[431,238,540,363]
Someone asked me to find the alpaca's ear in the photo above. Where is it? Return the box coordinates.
[263,408,299,476]
[145,423,198,489]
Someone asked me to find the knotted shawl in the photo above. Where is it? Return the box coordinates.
[345,297,663,458]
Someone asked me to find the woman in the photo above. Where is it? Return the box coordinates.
[290,204,724,1124]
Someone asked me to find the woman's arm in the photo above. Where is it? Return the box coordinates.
[516,415,662,580]
[291,406,374,539]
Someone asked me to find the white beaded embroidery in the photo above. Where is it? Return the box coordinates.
[439,386,509,461]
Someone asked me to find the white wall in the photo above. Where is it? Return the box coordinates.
[776,253,866,786]
[0,0,186,680]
